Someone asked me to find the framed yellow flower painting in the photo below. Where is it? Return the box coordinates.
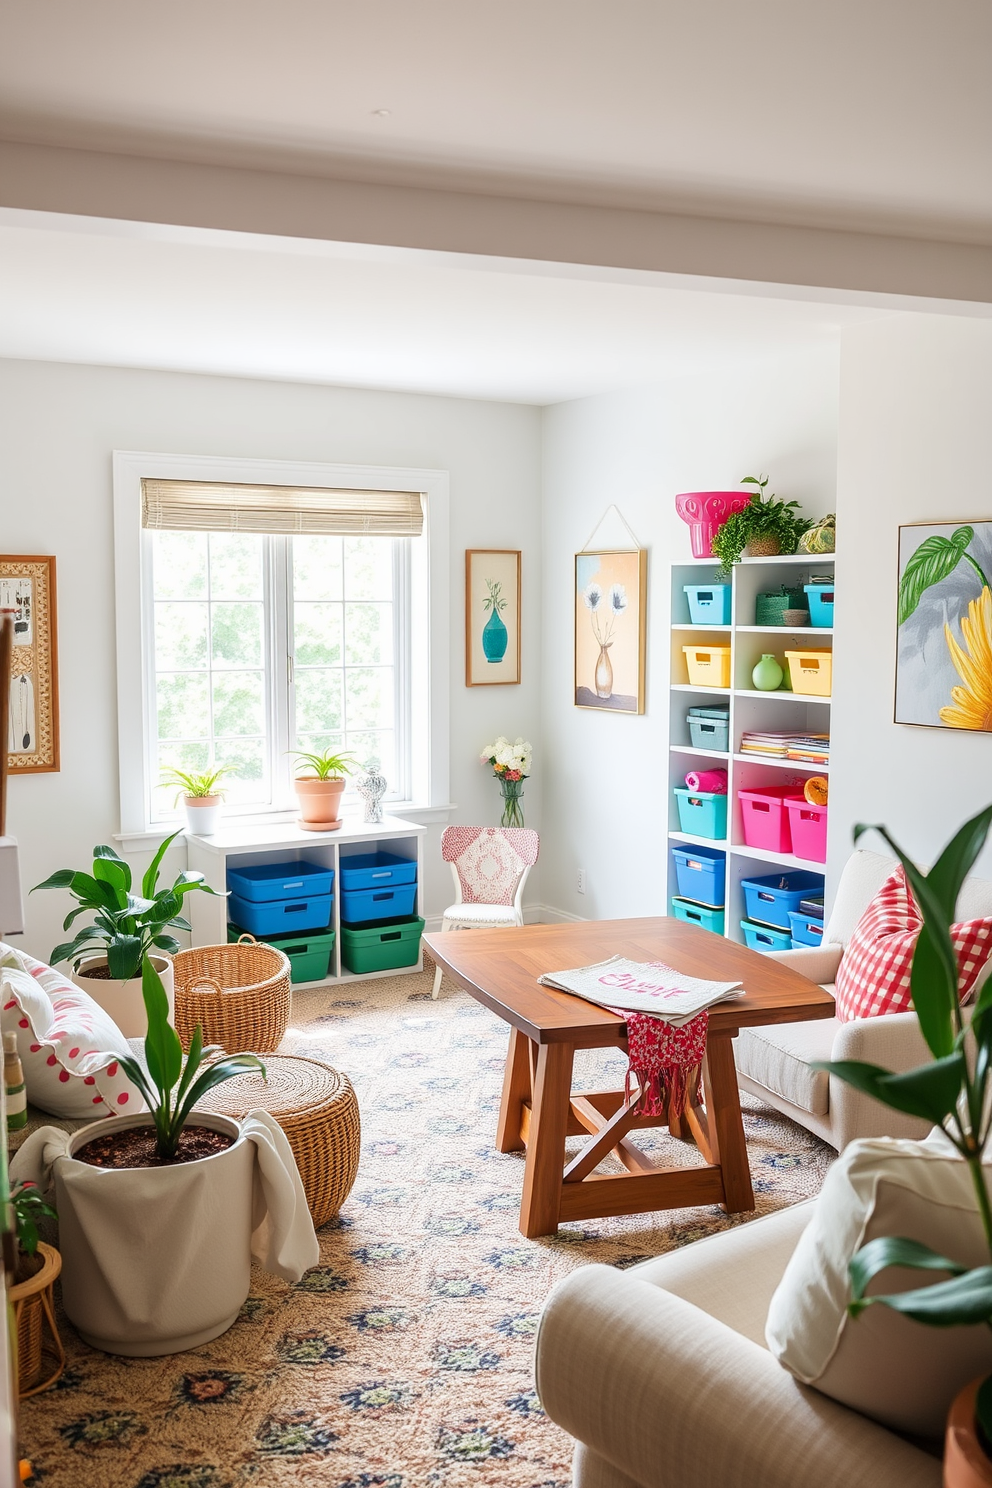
[896,522,992,730]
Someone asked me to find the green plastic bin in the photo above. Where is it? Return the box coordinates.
[228,923,336,983]
[340,915,425,974]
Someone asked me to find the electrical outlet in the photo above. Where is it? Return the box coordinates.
[577,869,587,895]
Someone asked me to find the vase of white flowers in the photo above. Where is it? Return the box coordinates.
[480,737,533,828]
[582,582,628,699]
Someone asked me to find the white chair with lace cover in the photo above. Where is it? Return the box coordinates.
[431,826,540,998]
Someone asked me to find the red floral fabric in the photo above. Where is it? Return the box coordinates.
[609,964,709,1117]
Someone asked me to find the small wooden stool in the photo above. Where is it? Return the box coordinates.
[196,1054,360,1227]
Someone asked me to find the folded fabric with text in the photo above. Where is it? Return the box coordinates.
[537,955,744,1026]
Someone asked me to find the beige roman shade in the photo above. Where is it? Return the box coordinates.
[141,479,425,536]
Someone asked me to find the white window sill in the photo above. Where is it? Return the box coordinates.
[113,801,457,850]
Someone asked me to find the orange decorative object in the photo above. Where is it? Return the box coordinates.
[804,776,829,806]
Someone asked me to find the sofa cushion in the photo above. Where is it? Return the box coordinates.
[766,1135,992,1437]
[734,1016,839,1116]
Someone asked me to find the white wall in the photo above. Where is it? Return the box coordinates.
[0,358,542,960]
[539,344,840,919]
[830,313,992,884]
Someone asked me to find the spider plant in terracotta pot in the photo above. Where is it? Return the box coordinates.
[160,764,233,837]
[290,748,356,832]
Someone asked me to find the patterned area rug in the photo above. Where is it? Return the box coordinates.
[21,961,833,1488]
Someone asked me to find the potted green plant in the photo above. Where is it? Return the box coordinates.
[8,1179,63,1396]
[815,804,992,1484]
[290,748,356,832]
[711,475,812,572]
[160,764,232,837]
[32,833,219,1036]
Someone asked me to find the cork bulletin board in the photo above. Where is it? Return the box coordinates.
[1,556,59,773]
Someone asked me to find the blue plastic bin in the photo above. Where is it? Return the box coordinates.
[674,788,728,840]
[672,898,725,935]
[341,882,418,925]
[226,860,334,902]
[227,891,333,937]
[687,711,730,751]
[671,844,726,907]
[338,852,417,892]
[804,583,835,628]
[788,910,825,948]
[741,920,793,953]
[740,871,825,931]
[683,583,731,626]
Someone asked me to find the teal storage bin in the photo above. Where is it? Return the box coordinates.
[683,583,731,625]
[740,919,793,953]
[674,787,728,840]
[804,583,835,627]
[672,898,725,935]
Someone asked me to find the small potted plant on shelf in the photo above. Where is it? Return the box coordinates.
[32,834,219,1037]
[160,764,233,837]
[290,748,356,832]
[711,475,812,572]
[8,1179,64,1397]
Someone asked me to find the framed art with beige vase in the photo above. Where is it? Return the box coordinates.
[465,549,521,686]
[574,548,647,713]
[1,555,59,773]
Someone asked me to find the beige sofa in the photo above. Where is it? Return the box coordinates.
[535,1202,941,1488]
[734,849,992,1150]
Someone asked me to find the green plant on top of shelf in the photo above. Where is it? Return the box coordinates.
[711,476,812,575]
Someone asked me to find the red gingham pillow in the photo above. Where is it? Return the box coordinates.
[835,868,992,1022]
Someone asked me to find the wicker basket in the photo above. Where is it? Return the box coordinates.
[172,937,292,1054]
[195,1054,360,1227]
[10,1242,64,1398]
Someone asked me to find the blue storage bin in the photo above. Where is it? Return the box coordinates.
[687,714,730,751]
[227,860,334,903]
[740,871,825,931]
[671,844,726,907]
[672,898,725,935]
[338,852,417,892]
[741,919,794,953]
[341,882,418,925]
[228,891,333,936]
[683,583,731,626]
[674,787,728,841]
[788,910,825,947]
[804,583,835,628]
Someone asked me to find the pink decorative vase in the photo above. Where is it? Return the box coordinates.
[675,490,752,559]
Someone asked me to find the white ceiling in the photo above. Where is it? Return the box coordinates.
[0,0,990,243]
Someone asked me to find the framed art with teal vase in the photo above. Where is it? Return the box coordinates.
[465,550,521,685]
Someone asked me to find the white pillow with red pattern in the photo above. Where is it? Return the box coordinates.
[0,943,143,1118]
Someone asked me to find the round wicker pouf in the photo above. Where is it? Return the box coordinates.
[195,1054,360,1227]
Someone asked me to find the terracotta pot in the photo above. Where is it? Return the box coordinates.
[10,1241,64,1396]
[946,1377,992,1486]
[182,794,222,837]
[744,534,782,557]
[294,776,346,832]
[73,953,174,1038]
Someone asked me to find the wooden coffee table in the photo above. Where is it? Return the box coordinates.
[424,917,834,1237]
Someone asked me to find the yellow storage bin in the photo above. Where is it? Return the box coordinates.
[785,648,833,697]
[682,644,731,689]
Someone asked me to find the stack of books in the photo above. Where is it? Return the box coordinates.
[786,735,830,765]
[739,729,829,765]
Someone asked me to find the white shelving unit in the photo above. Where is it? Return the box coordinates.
[668,553,835,943]
[186,814,427,985]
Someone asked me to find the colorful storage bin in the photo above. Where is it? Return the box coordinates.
[788,911,825,948]
[341,882,418,925]
[803,583,835,628]
[740,920,793,953]
[687,706,730,752]
[229,923,336,983]
[755,587,807,626]
[784,648,833,697]
[340,916,425,974]
[740,870,825,930]
[671,843,726,906]
[785,796,828,863]
[672,898,725,935]
[683,583,731,625]
[227,860,334,902]
[338,852,417,892]
[738,784,798,853]
[674,788,728,841]
[682,644,731,689]
[228,891,333,937]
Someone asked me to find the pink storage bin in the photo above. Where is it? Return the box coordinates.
[738,785,796,854]
[785,796,828,863]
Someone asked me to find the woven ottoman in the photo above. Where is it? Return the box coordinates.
[196,1054,360,1227]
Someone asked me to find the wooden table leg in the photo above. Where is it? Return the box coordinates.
[496,1027,532,1153]
[519,1041,574,1238]
[702,1031,755,1214]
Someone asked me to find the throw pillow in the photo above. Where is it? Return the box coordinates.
[765,1135,992,1437]
[0,943,142,1119]
[834,867,992,1022]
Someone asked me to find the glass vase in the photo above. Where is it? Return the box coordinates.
[499,777,525,828]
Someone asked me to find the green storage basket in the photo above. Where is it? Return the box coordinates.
[340,915,425,974]
[755,587,807,626]
[228,923,336,984]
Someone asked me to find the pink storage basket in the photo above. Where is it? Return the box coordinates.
[785,796,828,863]
[738,785,796,854]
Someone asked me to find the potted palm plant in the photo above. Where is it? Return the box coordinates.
[290,748,356,831]
[160,764,232,836]
[32,833,219,1036]
[711,475,812,572]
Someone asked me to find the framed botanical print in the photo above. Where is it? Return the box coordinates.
[574,548,647,714]
[465,550,521,686]
[896,521,992,730]
[1,555,60,772]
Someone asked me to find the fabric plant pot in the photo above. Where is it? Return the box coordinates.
[73,954,174,1039]
[294,777,346,831]
[182,794,223,836]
